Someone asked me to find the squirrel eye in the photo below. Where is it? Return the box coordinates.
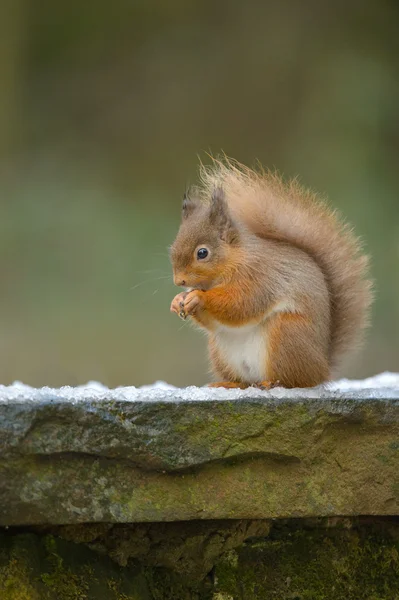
[197,247,209,260]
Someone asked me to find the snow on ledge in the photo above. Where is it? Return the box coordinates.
[0,372,398,404]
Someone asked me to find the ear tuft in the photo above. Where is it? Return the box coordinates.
[209,187,239,244]
[182,190,197,220]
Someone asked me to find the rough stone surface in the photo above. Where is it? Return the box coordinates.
[2,517,399,599]
[1,374,399,525]
[213,517,399,600]
[0,530,151,599]
[48,519,271,581]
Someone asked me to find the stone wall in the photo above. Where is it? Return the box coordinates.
[0,375,398,598]
[2,518,399,599]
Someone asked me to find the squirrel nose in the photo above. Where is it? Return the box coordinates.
[174,276,186,286]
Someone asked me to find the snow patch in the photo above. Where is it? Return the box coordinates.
[0,372,398,404]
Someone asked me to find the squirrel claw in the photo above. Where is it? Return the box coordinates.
[256,380,281,390]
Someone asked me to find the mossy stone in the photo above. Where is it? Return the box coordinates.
[0,532,150,600]
[214,521,399,599]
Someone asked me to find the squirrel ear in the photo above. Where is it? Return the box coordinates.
[209,187,239,245]
[182,190,197,220]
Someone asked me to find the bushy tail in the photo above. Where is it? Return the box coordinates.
[198,157,373,372]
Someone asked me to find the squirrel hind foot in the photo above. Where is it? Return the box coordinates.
[208,381,248,389]
[254,380,281,390]
[207,380,281,390]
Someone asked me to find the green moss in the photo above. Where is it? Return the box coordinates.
[0,534,41,600]
[0,532,150,600]
[0,556,39,600]
[40,535,89,599]
[144,566,213,600]
[3,520,399,599]
[215,523,399,599]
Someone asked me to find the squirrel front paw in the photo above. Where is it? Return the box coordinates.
[182,290,204,317]
[170,292,188,319]
[171,290,204,320]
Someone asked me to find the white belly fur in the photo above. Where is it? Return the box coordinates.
[215,322,267,383]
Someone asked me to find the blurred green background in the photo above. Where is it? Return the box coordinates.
[0,0,398,387]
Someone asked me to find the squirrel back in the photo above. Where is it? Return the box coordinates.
[197,158,373,373]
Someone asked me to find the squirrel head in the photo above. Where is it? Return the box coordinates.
[170,187,240,290]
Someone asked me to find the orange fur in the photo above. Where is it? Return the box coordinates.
[170,157,373,388]
[266,312,330,388]
[196,284,261,327]
[198,158,373,372]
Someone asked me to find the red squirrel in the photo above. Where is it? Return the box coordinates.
[170,158,373,389]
